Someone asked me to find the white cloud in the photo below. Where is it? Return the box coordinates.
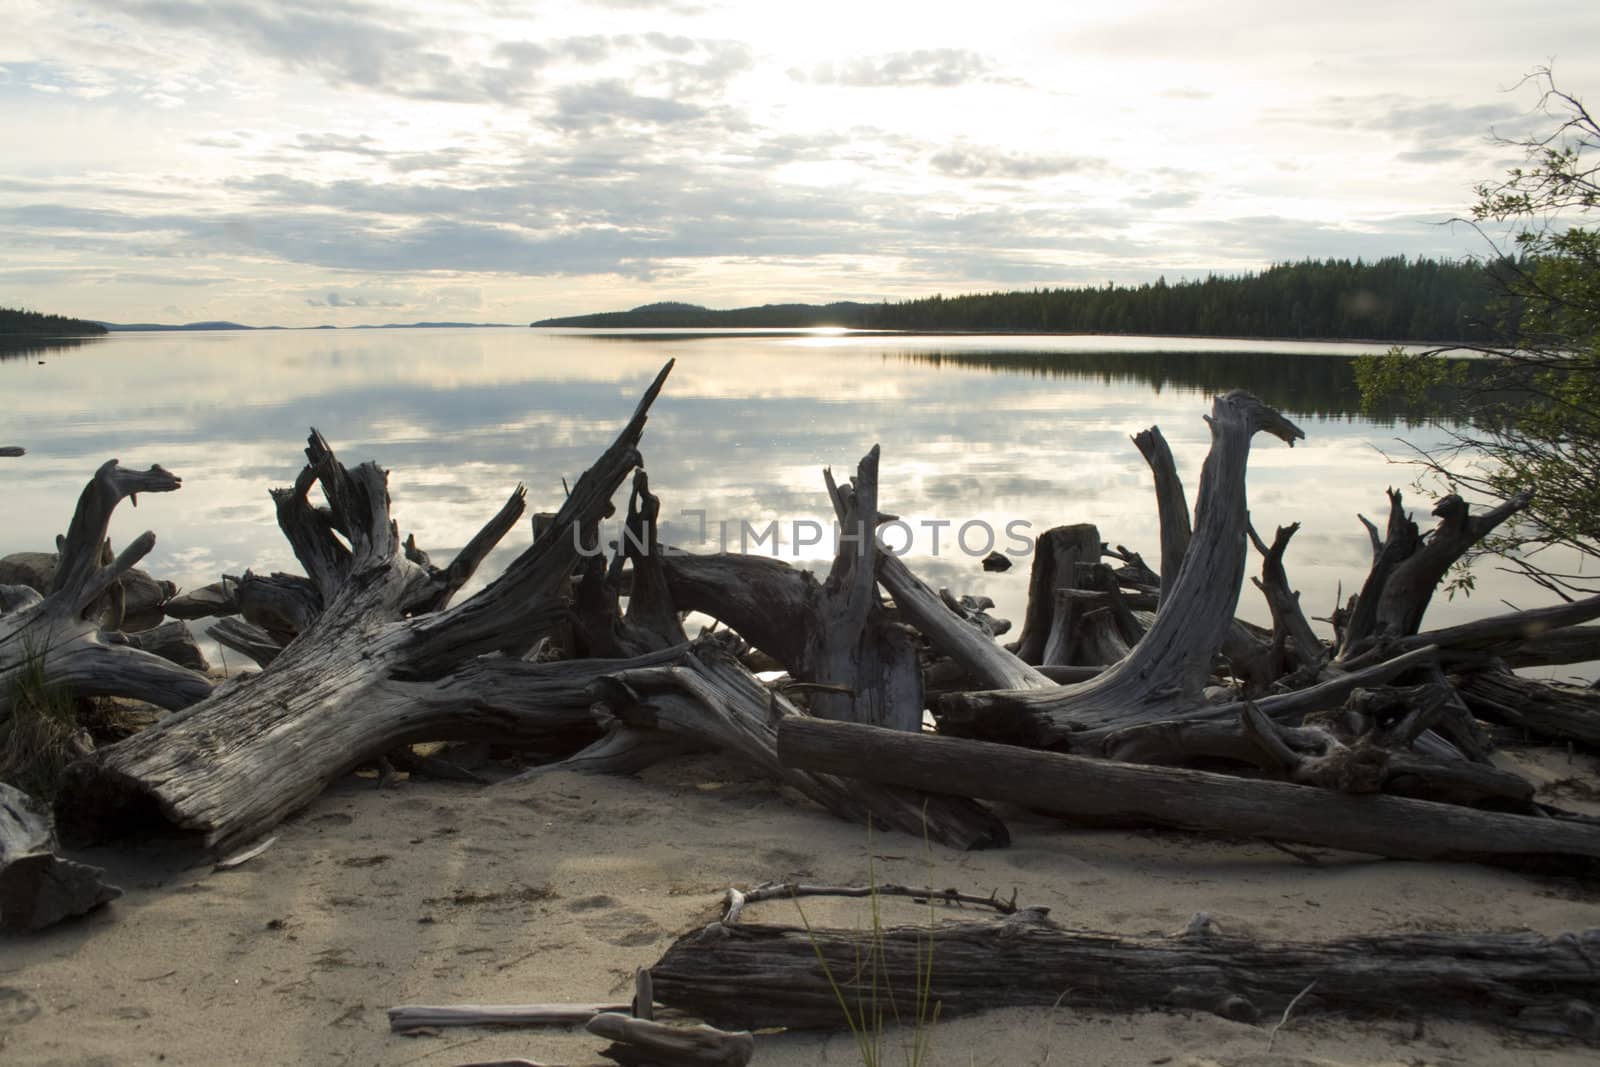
[1,0,1598,324]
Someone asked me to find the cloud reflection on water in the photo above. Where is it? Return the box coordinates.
[0,327,1569,672]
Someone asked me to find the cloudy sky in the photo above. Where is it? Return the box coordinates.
[3,0,1596,326]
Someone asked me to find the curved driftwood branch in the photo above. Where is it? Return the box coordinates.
[1248,521,1326,676]
[1132,426,1190,605]
[1,462,211,717]
[938,391,1303,749]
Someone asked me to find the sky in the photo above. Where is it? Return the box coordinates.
[2,0,1597,326]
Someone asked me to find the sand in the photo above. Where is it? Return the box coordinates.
[4,749,1599,1067]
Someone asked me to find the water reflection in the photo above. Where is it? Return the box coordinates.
[895,349,1473,427]
[0,327,1580,679]
[0,336,106,362]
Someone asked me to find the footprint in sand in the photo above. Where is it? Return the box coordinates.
[0,986,40,1026]
[563,895,663,945]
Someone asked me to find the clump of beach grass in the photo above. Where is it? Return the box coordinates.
[0,639,85,799]
[793,818,943,1067]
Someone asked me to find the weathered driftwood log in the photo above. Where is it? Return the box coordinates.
[937,391,1304,749]
[0,782,121,930]
[55,365,676,850]
[1100,695,1535,810]
[206,617,282,669]
[649,908,1600,1039]
[387,1002,633,1030]
[1455,668,1600,749]
[0,462,213,718]
[592,637,1007,850]
[1377,592,1600,665]
[163,578,237,620]
[1499,624,1600,669]
[115,620,209,673]
[875,546,1051,693]
[587,1012,754,1067]
[777,717,1600,868]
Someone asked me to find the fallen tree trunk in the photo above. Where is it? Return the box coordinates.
[649,908,1600,1040]
[0,781,121,930]
[592,638,1008,850]
[56,365,677,851]
[1455,668,1600,749]
[777,717,1600,868]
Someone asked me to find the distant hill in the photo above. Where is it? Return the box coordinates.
[98,321,516,332]
[0,307,108,337]
[533,257,1507,344]
[101,321,255,332]
[533,301,875,329]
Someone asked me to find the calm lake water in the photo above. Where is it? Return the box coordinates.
[0,327,1586,679]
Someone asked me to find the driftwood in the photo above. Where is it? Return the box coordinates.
[541,466,1004,849]
[0,462,214,717]
[721,881,1018,924]
[590,637,1007,850]
[937,391,1304,748]
[1010,523,1102,664]
[0,781,120,930]
[1132,426,1190,604]
[0,551,176,631]
[1455,668,1600,749]
[587,1012,753,1067]
[55,364,677,851]
[649,908,1600,1039]
[777,717,1600,868]
[386,1002,632,1030]
[1337,489,1532,659]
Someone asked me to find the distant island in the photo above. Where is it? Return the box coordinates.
[534,300,877,330]
[534,257,1505,344]
[0,307,109,337]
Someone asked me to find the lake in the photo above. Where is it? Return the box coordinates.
[0,327,1583,680]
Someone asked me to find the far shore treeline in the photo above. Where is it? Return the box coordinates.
[535,256,1505,343]
[0,307,108,337]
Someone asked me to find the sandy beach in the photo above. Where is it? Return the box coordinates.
[5,745,1598,1067]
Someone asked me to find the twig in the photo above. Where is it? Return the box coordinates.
[1266,980,1318,1052]
[722,881,1020,924]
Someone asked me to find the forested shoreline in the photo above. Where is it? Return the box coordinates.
[535,256,1502,343]
[0,307,107,337]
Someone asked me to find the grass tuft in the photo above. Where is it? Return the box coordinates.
[0,638,83,799]
[794,816,942,1067]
